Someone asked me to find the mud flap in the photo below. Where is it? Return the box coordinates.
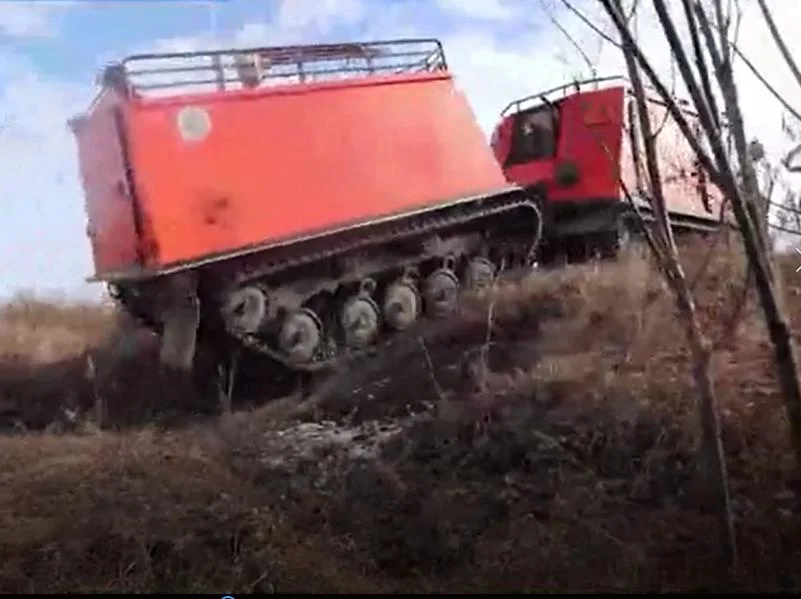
[158,277,200,372]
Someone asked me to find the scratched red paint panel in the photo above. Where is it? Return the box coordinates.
[73,89,141,277]
[122,73,509,270]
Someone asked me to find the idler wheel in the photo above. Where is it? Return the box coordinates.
[382,281,420,331]
[278,308,323,364]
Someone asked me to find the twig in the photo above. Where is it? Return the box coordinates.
[696,1,772,258]
[559,0,620,48]
[681,0,721,132]
[418,336,447,402]
[729,44,801,124]
[711,263,753,352]
[477,259,506,393]
[85,351,106,429]
[541,0,597,78]
[603,0,737,568]
[755,0,801,93]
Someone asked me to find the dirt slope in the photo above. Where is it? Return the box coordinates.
[0,242,799,592]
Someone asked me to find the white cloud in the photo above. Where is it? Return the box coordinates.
[439,31,567,134]
[0,1,75,39]
[131,0,369,54]
[275,0,366,34]
[436,0,519,22]
[0,54,95,297]
[0,4,55,38]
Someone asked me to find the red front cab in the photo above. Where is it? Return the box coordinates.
[491,77,724,240]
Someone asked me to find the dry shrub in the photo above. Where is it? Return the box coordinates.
[396,238,799,591]
[0,425,397,593]
[0,294,115,364]
[0,239,799,592]
[0,294,168,431]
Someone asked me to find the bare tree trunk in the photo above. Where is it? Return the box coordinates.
[599,0,801,522]
[695,0,801,490]
[602,0,737,569]
[755,0,801,91]
[696,2,771,259]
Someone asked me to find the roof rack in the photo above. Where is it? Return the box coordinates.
[500,75,694,117]
[101,38,448,98]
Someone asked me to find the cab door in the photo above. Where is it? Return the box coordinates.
[553,86,626,202]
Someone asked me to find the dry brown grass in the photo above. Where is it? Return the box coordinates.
[0,238,800,592]
[0,293,170,431]
[0,294,115,363]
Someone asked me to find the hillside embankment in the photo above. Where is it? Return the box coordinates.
[0,241,799,592]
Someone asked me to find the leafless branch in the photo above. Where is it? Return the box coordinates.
[624,0,801,529]
[713,0,733,67]
[755,0,801,93]
[603,0,739,569]
[558,0,620,48]
[681,0,721,131]
[728,44,801,124]
[699,1,772,256]
[541,0,597,78]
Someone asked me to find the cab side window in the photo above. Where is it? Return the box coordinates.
[505,104,559,166]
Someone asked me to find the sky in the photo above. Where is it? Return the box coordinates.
[0,0,800,300]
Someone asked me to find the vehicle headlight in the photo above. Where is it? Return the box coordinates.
[554,160,580,187]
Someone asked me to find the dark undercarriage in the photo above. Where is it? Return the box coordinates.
[104,190,721,405]
[109,189,542,375]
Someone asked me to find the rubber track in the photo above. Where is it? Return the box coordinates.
[221,194,542,371]
[110,193,542,373]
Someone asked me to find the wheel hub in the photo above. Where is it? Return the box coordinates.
[222,286,269,334]
[464,257,496,294]
[340,295,380,348]
[383,281,420,331]
[423,269,459,318]
[278,308,323,364]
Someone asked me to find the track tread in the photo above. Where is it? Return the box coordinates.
[222,193,542,370]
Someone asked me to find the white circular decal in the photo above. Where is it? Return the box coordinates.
[176,106,211,142]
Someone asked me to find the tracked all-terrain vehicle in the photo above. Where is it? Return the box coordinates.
[491,76,727,263]
[69,39,544,378]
